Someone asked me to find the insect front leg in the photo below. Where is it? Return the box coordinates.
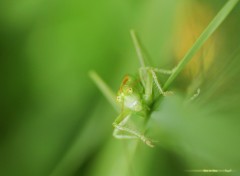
[113,111,155,147]
[113,112,137,139]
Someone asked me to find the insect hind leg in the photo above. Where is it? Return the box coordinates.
[140,67,173,96]
[113,114,137,139]
[150,67,175,75]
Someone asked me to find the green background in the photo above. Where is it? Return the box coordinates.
[0,0,240,175]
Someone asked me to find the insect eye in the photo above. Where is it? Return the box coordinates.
[128,88,133,94]
[116,96,122,102]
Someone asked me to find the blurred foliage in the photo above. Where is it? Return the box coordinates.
[0,0,240,176]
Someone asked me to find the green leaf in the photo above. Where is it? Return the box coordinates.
[164,0,239,89]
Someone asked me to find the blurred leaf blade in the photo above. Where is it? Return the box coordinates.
[164,0,239,89]
[150,95,240,169]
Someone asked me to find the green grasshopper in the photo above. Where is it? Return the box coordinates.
[90,30,173,147]
[89,0,238,147]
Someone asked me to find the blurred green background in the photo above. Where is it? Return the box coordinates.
[0,0,240,175]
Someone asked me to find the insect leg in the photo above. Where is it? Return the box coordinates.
[140,67,172,96]
[151,67,175,75]
[139,67,153,103]
[113,112,154,147]
[189,88,200,101]
[130,30,148,68]
[140,67,175,75]
[150,69,165,95]
[150,69,174,96]
[113,113,137,139]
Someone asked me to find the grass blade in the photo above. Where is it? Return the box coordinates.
[89,70,120,112]
[163,0,239,89]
